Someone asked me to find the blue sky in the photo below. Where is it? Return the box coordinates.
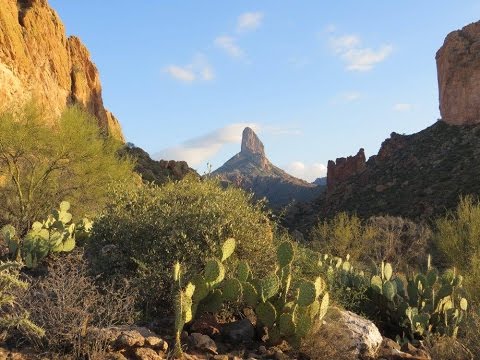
[50,1,480,181]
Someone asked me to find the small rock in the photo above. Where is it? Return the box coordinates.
[258,345,267,354]
[145,336,168,352]
[211,355,229,360]
[117,330,145,348]
[188,332,218,354]
[221,319,255,344]
[133,347,164,360]
[274,350,289,360]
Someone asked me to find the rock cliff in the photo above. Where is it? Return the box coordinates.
[0,0,124,141]
[327,148,366,193]
[437,20,480,125]
[212,127,324,208]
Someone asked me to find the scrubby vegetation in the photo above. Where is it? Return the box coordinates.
[88,175,276,317]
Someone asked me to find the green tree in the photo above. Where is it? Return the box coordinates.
[0,104,134,233]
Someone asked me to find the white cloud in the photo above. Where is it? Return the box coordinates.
[285,161,327,182]
[237,12,263,32]
[214,36,244,58]
[164,53,214,82]
[330,33,393,71]
[393,103,413,112]
[342,91,362,102]
[164,65,195,83]
[154,123,260,167]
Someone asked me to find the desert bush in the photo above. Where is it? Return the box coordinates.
[19,251,137,356]
[88,176,275,317]
[0,104,134,234]
[435,195,480,304]
[366,216,431,270]
[309,212,375,261]
[0,261,44,342]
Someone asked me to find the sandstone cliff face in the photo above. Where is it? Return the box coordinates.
[436,21,480,125]
[0,0,124,141]
[212,127,324,208]
[327,148,366,193]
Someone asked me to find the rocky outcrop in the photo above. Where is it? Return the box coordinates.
[437,21,480,125]
[0,0,124,141]
[212,127,324,208]
[241,127,265,156]
[327,148,366,193]
[119,144,198,184]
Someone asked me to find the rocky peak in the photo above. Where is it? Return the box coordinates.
[436,20,480,125]
[327,148,366,193]
[241,127,265,157]
[0,0,124,141]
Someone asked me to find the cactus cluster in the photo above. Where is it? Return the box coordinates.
[317,253,468,342]
[171,239,330,351]
[0,201,92,268]
[243,241,329,345]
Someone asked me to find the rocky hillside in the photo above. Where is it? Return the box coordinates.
[286,20,480,231]
[0,0,124,141]
[212,127,324,208]
[119,144,197,184]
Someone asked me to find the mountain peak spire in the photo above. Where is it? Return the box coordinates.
[241,127,265,156]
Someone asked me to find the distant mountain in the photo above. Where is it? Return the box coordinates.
[119,144,197,184]
[313,177,327,186]
[212,127,324,208]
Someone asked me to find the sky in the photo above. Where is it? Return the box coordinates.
[49,1,480,181]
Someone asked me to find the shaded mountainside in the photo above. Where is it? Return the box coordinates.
[0,0,124,140]
[119,145,197,184]
[286,121,480,231]
[212,127,324,208]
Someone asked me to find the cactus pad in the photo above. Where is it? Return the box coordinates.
[204,259,225,286]
[222,278,243,301]
[256,301,277,328]
[277,241,294,268]
[371,275,383,294]
[221,238,236,262]
[242,281,259,307]
[259,274,280,302]
[297,280,317,307]
[319,292,329,320]
[383,280,396,301]
[279,313,296,336]
[191,275,209,302]
[237,261,251,282]
[384,262,393,281]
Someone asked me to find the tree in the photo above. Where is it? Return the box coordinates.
[0,104,134,234]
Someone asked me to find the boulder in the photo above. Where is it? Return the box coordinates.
[300,307,383,360]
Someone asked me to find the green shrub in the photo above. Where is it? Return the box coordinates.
[435,195,480,304]
[309,212,375,261]
[88,176,275,317]
[0,104,134,234]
